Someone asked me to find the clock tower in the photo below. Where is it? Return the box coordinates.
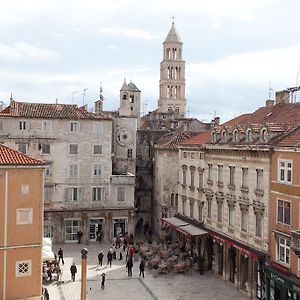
[113,80,140,175]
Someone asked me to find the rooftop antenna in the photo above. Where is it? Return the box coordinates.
[294,63,300,102]
[10,93,13,103]
[71,90,79,102]
[268,82,274,99]
[82,88,88,106]
[99,82,103,100]
[186,106,191,118]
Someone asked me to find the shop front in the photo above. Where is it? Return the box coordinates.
[264,265,300,300]
[209,231,265,298]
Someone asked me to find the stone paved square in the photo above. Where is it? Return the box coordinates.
[46,243,248,300]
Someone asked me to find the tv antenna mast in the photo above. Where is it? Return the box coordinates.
[82,88,88,106]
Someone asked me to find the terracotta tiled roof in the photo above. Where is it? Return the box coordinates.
[0,100,111,120]
[271,126,300,147]
[156,131,199,149]
[0,145,44,165]
[180,131,211,146]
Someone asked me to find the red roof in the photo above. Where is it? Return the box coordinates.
[181,131,211,145]
[0,145,44,166]
[156,131,199,149]
[0,100,111,120]
[272,126,300,147]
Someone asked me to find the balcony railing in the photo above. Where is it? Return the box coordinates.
[291,230,300,255]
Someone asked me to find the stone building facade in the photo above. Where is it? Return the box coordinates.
[0,100,136,243]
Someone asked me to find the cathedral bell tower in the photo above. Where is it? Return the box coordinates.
[157,22,186,118]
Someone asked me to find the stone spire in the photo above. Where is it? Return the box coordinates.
[164,22,182,43]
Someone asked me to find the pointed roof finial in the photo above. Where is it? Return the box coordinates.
[99,81,104,101]
[171,15,175,24]
[10,93,13,102]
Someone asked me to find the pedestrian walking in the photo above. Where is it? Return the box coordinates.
[58,248,64,265]
[112,244,117,259]
[129,245,134,257]
[43,287,50,300]
[101,273,105,289]
[70,263,77,282]
[126,257,133,277]
[139,260,145,278]
[107,250,113,267]
[98,251,103,266]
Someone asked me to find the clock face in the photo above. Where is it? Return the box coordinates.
[116,128,134,146]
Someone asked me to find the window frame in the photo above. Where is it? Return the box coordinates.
[92,186,103,202]
[278,159,292,184]
[117,186,126,202]
[93,144,103,155]
[277,199,291,225]
[16,208,33,225]
[16,260,32,277]
[70,121,80,133]
[69,163,79,178]
[277,236,291,266]
[69,144,79,155]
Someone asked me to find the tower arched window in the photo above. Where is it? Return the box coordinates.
[174,86,178,99]
[211,131,217,143]
[122,93,128,100]
[167,86,171,99]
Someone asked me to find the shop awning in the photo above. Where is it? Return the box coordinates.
[42,237,55,261]
[161,217,207,238]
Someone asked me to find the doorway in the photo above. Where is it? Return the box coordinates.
[89,218,104,241]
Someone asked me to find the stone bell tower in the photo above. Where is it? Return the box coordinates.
[157,22,186,118]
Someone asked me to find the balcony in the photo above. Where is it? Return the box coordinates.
[291,230,300,255]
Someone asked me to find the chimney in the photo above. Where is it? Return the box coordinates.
[275,90,290,105]
[266,99,274,107]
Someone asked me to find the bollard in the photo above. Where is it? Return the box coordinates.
[81,248,88,300]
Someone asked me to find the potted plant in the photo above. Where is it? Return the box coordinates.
[197,256,205,275]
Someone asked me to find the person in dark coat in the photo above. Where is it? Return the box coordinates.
[44,287,50,300]
[70,263,77,281]
[101,273,106,289]
[107,250,113,267]
[77,231,83,244]
[126,257,133,277]
[58,248,64,265]
[139,260,145,278]
[98,251,103,266]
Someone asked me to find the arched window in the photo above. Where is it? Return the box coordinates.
[246,128,252,142]
[122,93,128,100]
[261,128,268,142]
[221,130,227,142]
[211,131,217,142]
[233,130,239,143]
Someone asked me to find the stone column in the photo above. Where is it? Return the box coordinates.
[81,248,88,300]
[57,213,64,243]
[106,211,112,242]
[82,213,88,245]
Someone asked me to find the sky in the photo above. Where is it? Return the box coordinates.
[1,0,300,123]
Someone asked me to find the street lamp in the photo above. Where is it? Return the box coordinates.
[81,248,88,300]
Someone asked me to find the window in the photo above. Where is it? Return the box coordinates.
[93,164,102,176]
[42,120,51,132]
[228,205,235,227]
[94,144,103,155]
[69,164,79,178]
[233,130,239,142]
[277,200,291,225]
[221,130,227,142]
[70,122,79,132]
[208,164,213,181]
[171,193,175,206]
[241,209,248,232]
[242,168,248,188]
[65,219,81,241]
[45,166,51,177]
[211,131,216,142]
[182,166,187,186]
[66,187,81,202]
[191,152,195,159]
[127,149,133,158]
[17,143,26,154]
[261,128,268,142]
[21,184,29,194]
[16,260,32,277]
[94,122,103,134]
[183,152,187,158]
[69,144,78,155]
[229,166,235,186]
[190,201,194,218]
[255,213,263,238]
[92,187,103,202]
[19,120,26,130]
[0,120,3,131]
[44,224,54,238]
[190,167,195,188]
[182,197,186,215]
[44,187,51,203]
[41,144,50,154]
[256,169,264,191]
[278,160,292,183]
[198,170,204,189]
[218,165,223,183]
[175,194,178,207]
[16,208,33,225]
[198,204,203,222]
[117,187,126,202]
[207,200,212,218]
[246,129,252,142]
[217,202,223,222]
[278,237,290,265]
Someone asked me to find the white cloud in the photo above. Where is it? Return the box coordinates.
[0,42,58,61]
[98,27,159,40]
